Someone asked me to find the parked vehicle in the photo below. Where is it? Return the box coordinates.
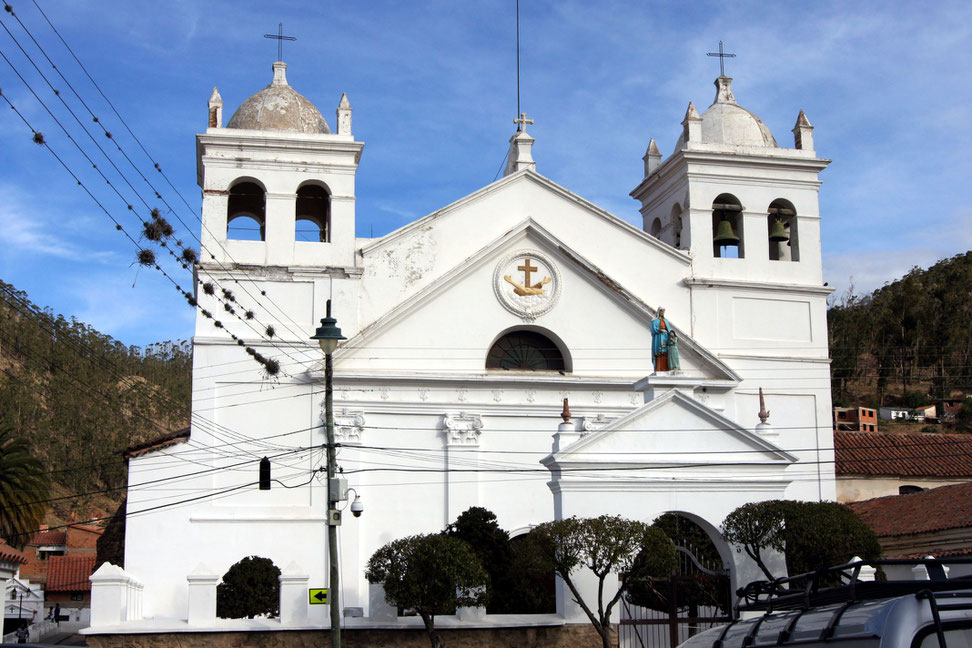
[677,558,972,648]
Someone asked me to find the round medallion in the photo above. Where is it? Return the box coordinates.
[492,249,562,321]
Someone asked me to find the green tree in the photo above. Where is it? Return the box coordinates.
[531,515,676,648]
[0,424,50,548]
[721,500,881,582]
[366,533,488,648]
[216,556,281,619]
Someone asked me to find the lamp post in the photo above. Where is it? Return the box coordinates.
[311,299,346,648]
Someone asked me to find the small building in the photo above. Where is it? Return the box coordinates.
[3,578,44,630]
[913,404,937,423]
[20,523,102,590]
[878,406,912,421]
[45,556,96,623]
[835,430,972,502]
[0,540,28,636]
[834,406,878,432]
[848,482,972,577]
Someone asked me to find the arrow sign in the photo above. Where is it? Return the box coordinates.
[309,588,328,605]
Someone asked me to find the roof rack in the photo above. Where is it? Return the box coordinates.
[737,557,972,612]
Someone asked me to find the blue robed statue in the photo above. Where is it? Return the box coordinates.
[650,307,680,372]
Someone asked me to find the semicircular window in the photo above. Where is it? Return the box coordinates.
[486,331,565,371]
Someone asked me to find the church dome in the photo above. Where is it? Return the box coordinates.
[227,62,330,134]
[676,76,776,150]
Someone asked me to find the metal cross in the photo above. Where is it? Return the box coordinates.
[514,112,534,133]
[264,23,296,62]
[518,257,538,285]
[707,41,736,76]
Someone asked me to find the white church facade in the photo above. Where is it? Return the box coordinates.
[87,59,835,636]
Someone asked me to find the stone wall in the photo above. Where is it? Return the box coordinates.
[87,623,610,648]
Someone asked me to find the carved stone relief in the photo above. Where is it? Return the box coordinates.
[443,412,484,447]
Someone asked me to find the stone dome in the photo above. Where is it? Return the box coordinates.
[227,62,330,134]
[675,76,776,150]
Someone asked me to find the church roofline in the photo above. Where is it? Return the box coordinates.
[361,169,690,264]
[339,217,737,382]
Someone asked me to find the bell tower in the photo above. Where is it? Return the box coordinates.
[630,75,828,286]
[196,61,364,270]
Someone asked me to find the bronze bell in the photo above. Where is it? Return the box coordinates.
[714,219,740,245]
[769,218,790,242]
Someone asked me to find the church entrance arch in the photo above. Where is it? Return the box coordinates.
[620,512,735,648]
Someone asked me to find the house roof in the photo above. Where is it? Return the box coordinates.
[122,427,190,459]
[46,556,97,592]
[834,430,972,478]
[29,530,67,546]
[847,482,972,537]
[0,539,27,565]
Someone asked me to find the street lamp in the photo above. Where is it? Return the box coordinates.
[310,299,346,648]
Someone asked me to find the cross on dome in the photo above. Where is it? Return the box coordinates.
[264,22,296,62]
[706,40,736,77]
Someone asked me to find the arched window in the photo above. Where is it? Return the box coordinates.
[767,198,799,262]
[712,194,743,258]
[670,203,683,248]
[227,181,266,241]
[649,217,662,239]
[296,183,330,243]
[486,330,566,371]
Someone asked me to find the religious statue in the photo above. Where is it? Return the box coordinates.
[650,307,672,372]
[667,329,681,372]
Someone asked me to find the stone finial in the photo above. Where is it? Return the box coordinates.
[643,138,662,176]
[337,92,352,135]
[792,109,814,151]
[758,387,770,424]
[208,86,223,128]
[504,129,536,176]
[271,61,289,86]
[714,76,736,105]
[681,102,702,144]
[561,398,571,423]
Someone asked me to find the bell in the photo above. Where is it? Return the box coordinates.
[769,218,790,242]
[714,219,740,245]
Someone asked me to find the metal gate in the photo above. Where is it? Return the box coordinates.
[620,545,734,648]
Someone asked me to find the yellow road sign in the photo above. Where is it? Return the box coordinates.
[309,588,328,605]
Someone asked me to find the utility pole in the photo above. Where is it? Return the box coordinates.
[311,300,346,648]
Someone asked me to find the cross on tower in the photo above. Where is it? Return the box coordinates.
[518,257,538,285]
[514,112,534,133]
[707,40,736,77]
[264,22,296,62]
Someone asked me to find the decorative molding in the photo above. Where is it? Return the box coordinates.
[492,389,504,403]
[492,248,563,322]
[333,409,366,444]
[582,413,616,435]
[443,413,484,447]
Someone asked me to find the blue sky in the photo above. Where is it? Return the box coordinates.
[1,0,969,347]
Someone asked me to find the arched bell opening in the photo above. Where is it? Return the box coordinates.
[767,198,799,262]
[670,202,683,249]
[296,182,330,243]
[227,180,266,241]
[485,327,570,373]
[649,217,662,239]
[711,194,743,259]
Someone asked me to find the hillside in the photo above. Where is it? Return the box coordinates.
[0,280,191,523]
[828,251,972,417]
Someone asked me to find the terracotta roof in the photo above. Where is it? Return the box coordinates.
[847,482,972,537]
[0,539,27,564]
[834,430,972,477]
[123,427,190,459]
[46,556,96,592]
[30,530,67,546]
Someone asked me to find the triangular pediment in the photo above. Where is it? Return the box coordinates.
[543,390,796,467]
[337,220,736,382]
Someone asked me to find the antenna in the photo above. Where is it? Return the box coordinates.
[516,0,521,129]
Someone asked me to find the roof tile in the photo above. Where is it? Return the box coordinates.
[835,430,972,478]
[46,556,97,592]
[848,482,972,537]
